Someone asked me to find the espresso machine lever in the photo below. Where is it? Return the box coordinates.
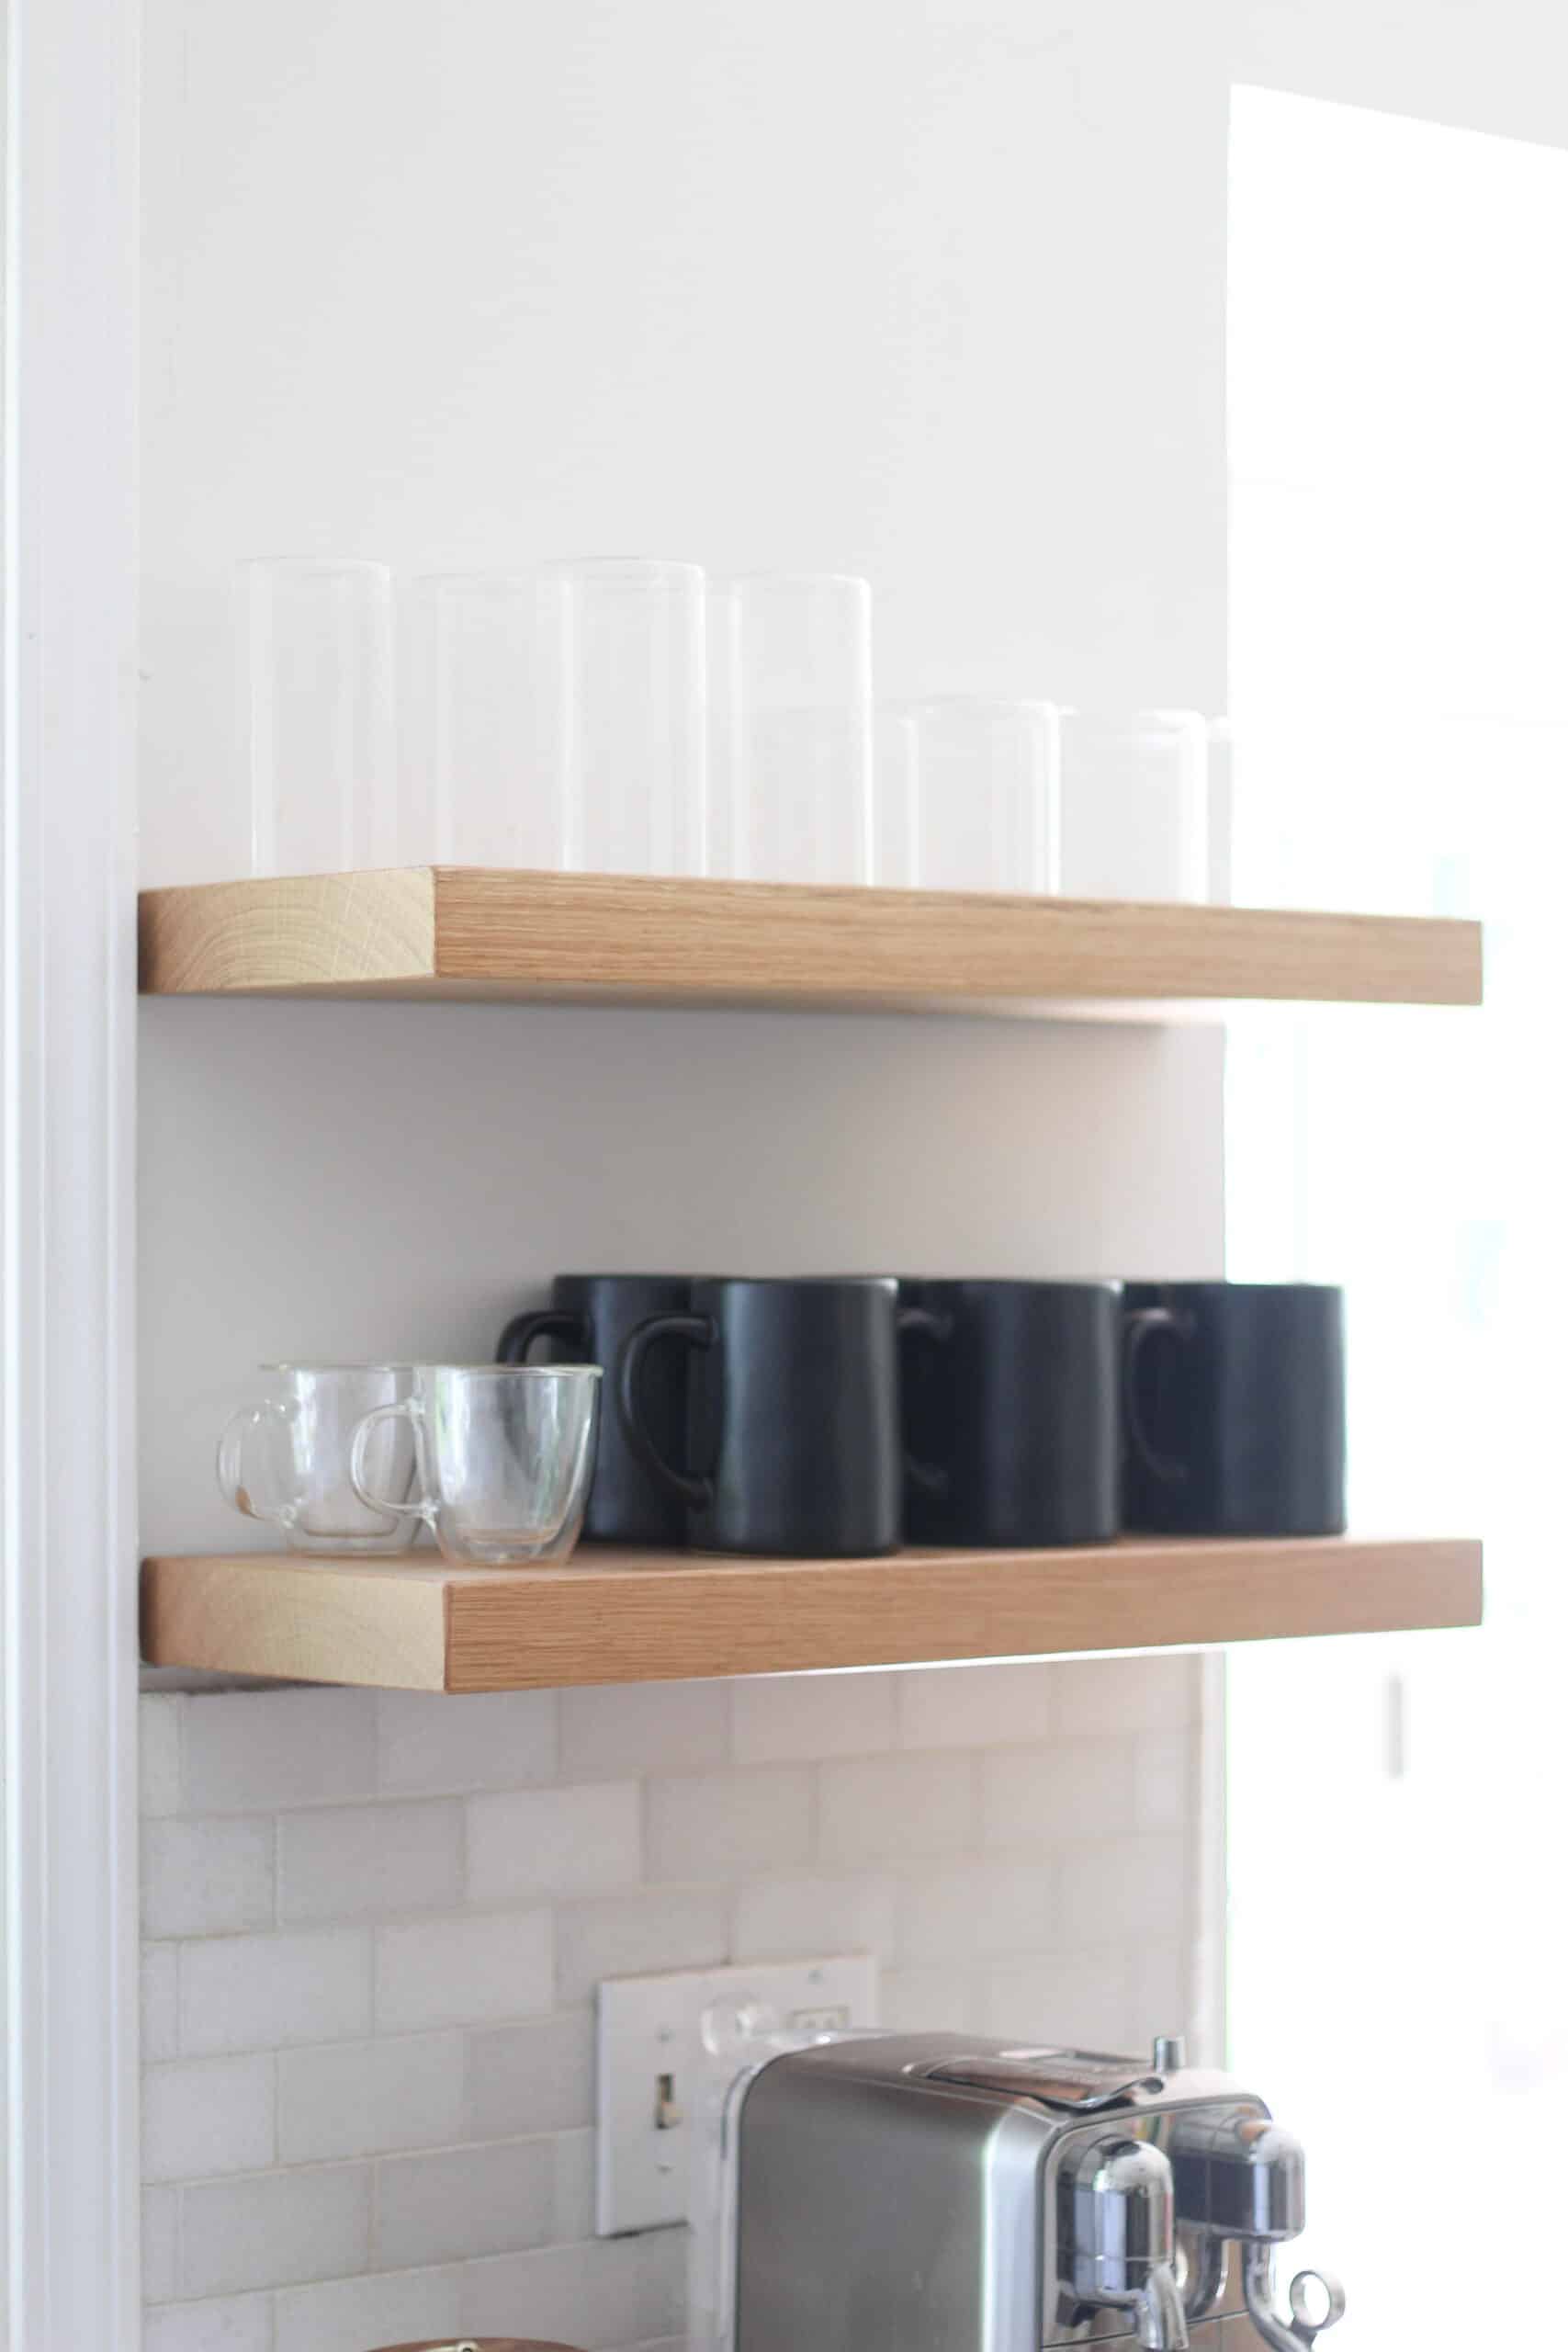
[1062,2133,1190,2351]
[1168,2110,1344,2350]
[1241,2247,1347,2351]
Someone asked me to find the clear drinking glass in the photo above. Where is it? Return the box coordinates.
[1058,707,1211,902]
[871,705,919,888]
[714,572,873,886]
[413,571,559,868]
[894,696,1061,893]
[240,559,397,876]
[535,559,707,878]
[351,1364,602,1566]
[217,1365,419,1555]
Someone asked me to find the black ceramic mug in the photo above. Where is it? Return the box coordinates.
[1122,1281,1347,1537]
[900,1279,1122,1547]
[616,1276,942,1556]
[499,1275,692,1544]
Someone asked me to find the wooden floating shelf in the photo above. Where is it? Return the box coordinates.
[141,1534,1483,1693]
[138,867,1483,1017]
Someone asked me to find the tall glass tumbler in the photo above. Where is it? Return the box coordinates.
[413,571,558,867]
[717,573,873,887]
[871,705,919,888]
[897,696,1061,894]
[1058,707,1211,902]
[536,559,707,878]
[241,559,397,876]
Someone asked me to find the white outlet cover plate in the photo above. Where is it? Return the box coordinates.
[595,1953,878,2236]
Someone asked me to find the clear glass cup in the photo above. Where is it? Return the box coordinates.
[217,1364,419,1555]
[535,558,707,878]
[240,559,397,876]
[413,571,559,868]
[712,572,873,886]
[892,696,1061,893]
[1058,707,1211,902]
[350,1364,602,1566]
[871,705,919,888]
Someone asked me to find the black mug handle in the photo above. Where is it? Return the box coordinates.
[616,1311,716,1510]
[898,1302,953,1498]
[497,1306,588,1364]
[1122,1306,1191,1487]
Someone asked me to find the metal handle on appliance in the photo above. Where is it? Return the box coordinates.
[1242,2245,1347,2350]
[1064,2135,1190,2352]
[928,2057,1165,2110]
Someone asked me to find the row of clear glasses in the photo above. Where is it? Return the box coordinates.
[241,555,1219,900]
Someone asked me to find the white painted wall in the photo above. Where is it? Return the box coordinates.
[138,0,1231,2339]
[139,0,1227,888]
[141,1003,1224,1557]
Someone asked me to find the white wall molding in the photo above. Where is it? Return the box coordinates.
[2,0,141,2338]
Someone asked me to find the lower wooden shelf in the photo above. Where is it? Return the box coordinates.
[140,1534,1483,1692]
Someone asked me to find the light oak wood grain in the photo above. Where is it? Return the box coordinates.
[138,866,1483,1015]
[140,866,437,992]
[141,1534,1483,1693]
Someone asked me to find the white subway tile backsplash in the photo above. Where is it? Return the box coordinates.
[732,1671,897,1762]
[464,2009,595,2141]
[277,2031,465,2164]
[145,2292,275,2352]
[559,1679,729,1781]
[468,1781,641,1903]
[461,2231,687,2347]
[555,1887,728,2006]
[277,1799,462,1923]
[553,2126,598,2241]
[142,1695,183,1817]
[977,1949,1135,2048]
[1134,1730,1195,1831]
[1131,1939,1197,2043]
[981,1738,1138,1850]
[144,2055,276,2183]
[897,1861,1056,1962]
[879,1962,978,2033]
[143,1941,180,2062]
[733,1870,897,1962]
[142,1817,276,1939]
[1056,1833,1192,1946]
[376,1907,552,2033]
[897,1662,1055,1749]
[646,1766,813,1881]
[818,1751,976,1861]
[181,1689,378,1811]
[375,2136,554,2268]
[377,1690,557,1794]
[142,1629,1209,2348]
[1054,1655,1197,1738]
[181,2161,372,2297]
[143,2187,180,2302]
[274,2265,463,2352]
[181,1928,372,2055]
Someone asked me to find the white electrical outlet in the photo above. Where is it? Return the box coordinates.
[594,1954,878,2236]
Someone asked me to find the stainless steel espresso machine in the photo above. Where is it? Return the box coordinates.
[727,2033,1346,2352]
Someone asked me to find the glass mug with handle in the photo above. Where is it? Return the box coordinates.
[350,1363,602,1566]
[217,1364,421,1555]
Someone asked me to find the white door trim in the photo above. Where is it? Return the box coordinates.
[2,0,141,2339]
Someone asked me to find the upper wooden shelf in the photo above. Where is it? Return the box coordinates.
[141,1533,1483,1692]
[138,867,1483,1018]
